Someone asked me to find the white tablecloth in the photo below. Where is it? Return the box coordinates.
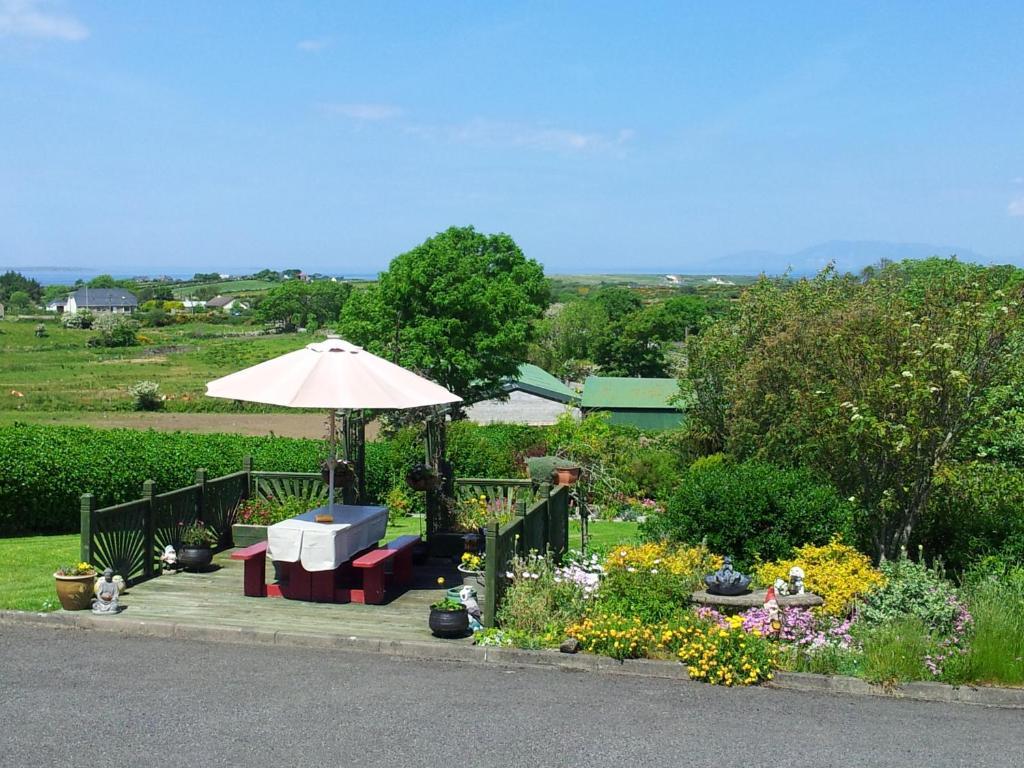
[267,505,388,572]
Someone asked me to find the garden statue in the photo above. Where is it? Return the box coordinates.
[788,566,806,595]
[763,586,781,635]
[160,544,179,570]
[703,556,752,596]
[91,568,121,614]
[459,585,483,632]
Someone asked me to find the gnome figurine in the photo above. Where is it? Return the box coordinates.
[764,586,781,636]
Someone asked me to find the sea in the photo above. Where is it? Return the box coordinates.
[1,267,379,285]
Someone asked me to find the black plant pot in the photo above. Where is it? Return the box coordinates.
[178,546,214,572]
[429,607,469,638]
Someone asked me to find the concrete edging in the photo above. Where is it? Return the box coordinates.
[2,609,1021,708]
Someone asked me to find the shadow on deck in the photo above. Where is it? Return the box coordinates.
[114,549,484,643]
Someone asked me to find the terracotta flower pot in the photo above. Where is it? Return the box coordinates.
[54,572,96,611]
[554,466,581,485]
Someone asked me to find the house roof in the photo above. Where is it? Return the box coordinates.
[206,295,236,307]
[69,288,137,308]
[580,376,680,410]
[508,364,577,403]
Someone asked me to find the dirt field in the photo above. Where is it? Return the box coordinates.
[1,411,381,441]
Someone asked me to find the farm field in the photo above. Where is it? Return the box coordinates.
[0,318,312,413]
[168,278,278,298]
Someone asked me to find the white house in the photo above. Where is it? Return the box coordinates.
[207,295,249,312]
[466,364,580,426]
[65,288,138,314]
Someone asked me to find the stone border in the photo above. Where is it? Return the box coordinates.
[3,609,1021,708]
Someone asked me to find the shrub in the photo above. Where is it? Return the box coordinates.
[61,310,94,329]
[234,495,311,526]
[858,554,964,637]
[755,538,884,617]
[670,622,778,686]
[495,552,590,640]
[129,381,163,411]
[643,459,857,569]
[603,541,720,585]
[88,313,139,347]
[566,613,657,660]
[594,567,695,624]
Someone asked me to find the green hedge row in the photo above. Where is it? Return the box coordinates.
[0,422,547,535]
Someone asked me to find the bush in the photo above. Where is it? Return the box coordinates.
[858,554,965,637]
[594,568,695,624]
[88,313,139,347]
[603,541,720,584]
[495,552,589,641]
[755,538,884,617]
[642,459,857,568]
[61,310,94,329]
[129,381,163,411]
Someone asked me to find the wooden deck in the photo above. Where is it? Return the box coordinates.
[114,549,482,643]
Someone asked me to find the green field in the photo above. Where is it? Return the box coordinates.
[0,318,312,413]
[169,279,278,298]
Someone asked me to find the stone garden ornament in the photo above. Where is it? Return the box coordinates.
[459,585,483,632]
[703,556,752,596]
[91,568,122,614]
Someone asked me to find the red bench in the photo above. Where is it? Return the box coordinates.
[230,541,268,597]
[351,547,397,604]
[386,535,420,587]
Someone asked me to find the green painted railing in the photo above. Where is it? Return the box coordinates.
[81,466,248,587]
[250,471,326,505]
[483,483,571,628]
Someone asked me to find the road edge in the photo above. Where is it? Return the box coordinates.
[3,609,1021,709]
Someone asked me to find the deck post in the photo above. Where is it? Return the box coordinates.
[79,493,95,564]
[484,519,499,628]
[142,479,156,580]
[195,468,207,523]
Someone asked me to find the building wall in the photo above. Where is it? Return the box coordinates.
[466,390,578,426]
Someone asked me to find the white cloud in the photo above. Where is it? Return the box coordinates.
[1009,198,1024,218]
[450,118,634,153]
[297,38,329,53]
[322,102,403,121]
[0,0,88,41]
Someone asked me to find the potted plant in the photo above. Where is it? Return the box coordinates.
[54,562,97,610]
[177,520,219,571]
[321,459,356,488]
[406,463,442,492]
[526,456,582,486]
[429,597,469,638]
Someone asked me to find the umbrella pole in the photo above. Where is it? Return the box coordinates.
[327,410,336,511]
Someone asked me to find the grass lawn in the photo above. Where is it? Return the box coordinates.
[0,534,79,612]
[384,517,638,551]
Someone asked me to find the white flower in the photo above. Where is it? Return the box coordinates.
[627,566,637,573]
[650,569,659,575]
[901,370,914,378]
[851,413,863,421]
[848,496,856,502]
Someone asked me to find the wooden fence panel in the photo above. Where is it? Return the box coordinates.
[205,471,248,543]
[251,472,326,505]
[548,485,569,560]
[89,498,151,586]
[152,484,200,568]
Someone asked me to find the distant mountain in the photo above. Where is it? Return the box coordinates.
[708,240,986,276]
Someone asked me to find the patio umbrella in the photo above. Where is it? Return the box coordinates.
[206,335,461,509]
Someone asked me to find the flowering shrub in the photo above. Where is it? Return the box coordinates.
[604,542,721,585]
[129,380,163,411]
[460,552,484,572]
[696,606,855,651]
[450,494,515,531]
[859,555,971,652]
[755,537,883,617]
[384,486,413,517]
[496,552,588,639]
[234,495,310,526]
[666,621,778,686]
[567,614,657,660]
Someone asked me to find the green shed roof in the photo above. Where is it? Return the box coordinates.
[580,376,681,410]
[509,364,577,403]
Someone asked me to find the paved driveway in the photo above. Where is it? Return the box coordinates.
[2,625,1021,768]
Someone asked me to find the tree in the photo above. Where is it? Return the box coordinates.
[255,280,351,331]
[0,270,42,303]
[7,290,32,311]
[192,272,221,282]
[338,226,548,402]
[684,259,1024,559]
[87,275,120,288]
[253,269,281,281]
[528,299,609,378]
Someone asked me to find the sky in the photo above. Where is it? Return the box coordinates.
[1,1,1023,275]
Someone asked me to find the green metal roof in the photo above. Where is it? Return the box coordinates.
[509,364,577,403]
[580,376,681,410]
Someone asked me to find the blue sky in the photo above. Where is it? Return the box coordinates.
[1,1,1022,274]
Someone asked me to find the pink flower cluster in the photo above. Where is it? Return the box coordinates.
[695,606,855,650]
[925,595,973,676]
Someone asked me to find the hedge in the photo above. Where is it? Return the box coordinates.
[0,422,546,535]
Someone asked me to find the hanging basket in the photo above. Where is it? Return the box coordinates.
[321,460,356,488]
[406,464,441,492]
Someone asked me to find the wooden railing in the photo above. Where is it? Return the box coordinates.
[482,484,571,627]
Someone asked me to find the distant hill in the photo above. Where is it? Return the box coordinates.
[708,240,987,276]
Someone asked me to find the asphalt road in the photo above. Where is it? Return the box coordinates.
[1,625,1021,768]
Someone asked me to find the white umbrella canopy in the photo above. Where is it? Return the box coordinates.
[205,336,461,410]
[206,335,460,510]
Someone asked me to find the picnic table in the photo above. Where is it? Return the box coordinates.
[231,505,420,604]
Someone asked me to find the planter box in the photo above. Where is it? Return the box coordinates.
[232,523,268,548]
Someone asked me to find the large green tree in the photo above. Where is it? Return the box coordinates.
[685,259,1024,559]
[255,280,352,331]
[338,226,548,402]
